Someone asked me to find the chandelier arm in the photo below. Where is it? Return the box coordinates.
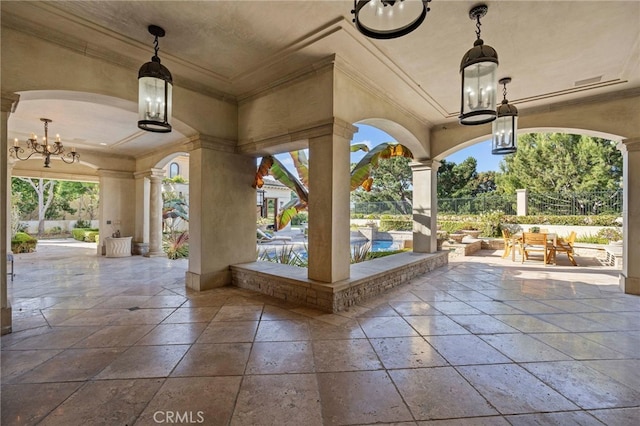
[10,147,38,161]
[59,152,80,164]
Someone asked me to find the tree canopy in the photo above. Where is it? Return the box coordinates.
[496,133,622,194]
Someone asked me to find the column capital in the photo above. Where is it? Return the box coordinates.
[134,168,165,180]
[410,159,441,172]
[186,134,236,153]
[97,169,134,179]
[1,92,20,114]
[619,137,640,153]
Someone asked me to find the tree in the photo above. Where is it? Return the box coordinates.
[16,178,56,236]
[351,156,413,214]
[437,157,478,199]
[496,133,623,194]
[254,143,413,229]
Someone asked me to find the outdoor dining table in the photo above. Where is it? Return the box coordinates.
[512,232,557,263]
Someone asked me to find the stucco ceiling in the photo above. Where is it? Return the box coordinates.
[3,0,640,159]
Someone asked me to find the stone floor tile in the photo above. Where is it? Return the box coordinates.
[55,308,125,326]
[583,359,640,390]
[589,407,640,426]
[196,320,258,343]
[522,361,640,409]
[403,315,470,336]
[308,319,367,340]
[136,376,242,426]
[246,341,315,374]
[108,307,176,326]
[37,378,164,426]
[446,290,495,302]
[1,382,83,425]
[14,347,125,383]
[578,312,639,331]
[424,334,511,365]
[95,345,190,379]
[93,295,154,309]
[255,319,311,341]
[139,295,188,308]
[358,316,419,338]
[448,314,520,334]
[389,301,440,316]
[411,290,460,302]
[355,303,401,317]
[162,306,220,323]
[538,299,602,313]
[136,323,207,345]
[171,343,251,377]
[492,314,566,333]
[579,331,640,357]
[480,333,572,362]
[8,326,101,350]
[464,300,525,315]
[505,411,605,425]
[427,301,482,315]
[458,364,579,414]
[504,300,565,314]
[73,324,155,348]
[40,308,85,325]
[417,417,510,425]
[261,304,311,320]
[231,374,323,426]
[531,333,629,360]
[370,337,447,369]
[1,349,62,382]
[390,367,498,420]
[213,305,264,321]
[317,370,413,425]
[312,339,383,372]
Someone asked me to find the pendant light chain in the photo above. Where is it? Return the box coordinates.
[475,14,482,40]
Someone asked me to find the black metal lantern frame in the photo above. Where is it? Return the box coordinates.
[138,25,173,133]
[492,77,518,155]
[459,4,499,125]
[351,0,431,39]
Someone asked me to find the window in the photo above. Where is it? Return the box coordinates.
[169,162,180,178]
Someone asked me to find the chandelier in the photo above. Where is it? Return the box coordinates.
[11,118,79,168]
[459,4,499,125]
[138,25,173,133]
[492,77,518,155]
[352,0,431,39]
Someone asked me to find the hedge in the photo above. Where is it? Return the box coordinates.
[11,232,38,253]
[72,228,100,242]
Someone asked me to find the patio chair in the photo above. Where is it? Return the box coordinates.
[501,228,522,259]
[555,231,577,266]
[521,232,555,264]
[257,228,292,244]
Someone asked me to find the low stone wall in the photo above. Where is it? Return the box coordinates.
[231,251,449,313]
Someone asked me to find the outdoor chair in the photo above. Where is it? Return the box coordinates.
[501,228,522,259]
[555,231,577,266]
[521,232,555,264]
[257,228,292,244]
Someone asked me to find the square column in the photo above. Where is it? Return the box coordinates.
[1,92,19,335]
[186,138,256,291]
[97,170,136,256]
[619,138,640,295]
[411,160,440,253]
[307,131,352,283]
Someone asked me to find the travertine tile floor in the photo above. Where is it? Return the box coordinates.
[1,239,639,425]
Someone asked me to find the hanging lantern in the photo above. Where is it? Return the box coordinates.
[138,25,172,133]
[492,77,518,155]
[351,0,432,39]
[459,4,498,126]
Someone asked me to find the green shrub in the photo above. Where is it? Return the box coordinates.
[291,212,308,226]
[596,227,622,242]
[85,231,99,242]
[74,219,91,228]
[576,233,608,244]
[367,249,407,260]
[11,232,38,253]
[72,228,88,241]
[379,215,412,232]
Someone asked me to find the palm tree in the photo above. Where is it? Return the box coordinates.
[253,143,413,229]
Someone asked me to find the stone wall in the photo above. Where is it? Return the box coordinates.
[231,251,449,313]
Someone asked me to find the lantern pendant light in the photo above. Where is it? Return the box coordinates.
[492,77,518,155]
[138,25,172,133]
[459,4,498,126]
[351,0,432,40]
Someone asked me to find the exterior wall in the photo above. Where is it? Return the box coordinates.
[163,155,190,181]
[20,220,99,234]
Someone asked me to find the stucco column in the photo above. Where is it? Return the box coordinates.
[186,136,256,290]
[618,138,640,295]
[97,169,136,256]
[145,169,165,257]
[133,171,150,248]
[411,160,440,253]
[307,125,354,283]
[1,92,19,335]
[516,189,528,216]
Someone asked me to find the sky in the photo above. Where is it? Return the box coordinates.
[352,124,503,172]
[273,124,503,174]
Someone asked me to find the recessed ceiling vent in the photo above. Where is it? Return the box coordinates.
[574,76,603,86]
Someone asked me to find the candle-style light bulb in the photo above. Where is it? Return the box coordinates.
[13,138,19,147]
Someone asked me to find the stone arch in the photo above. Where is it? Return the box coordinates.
[354,118,425,159]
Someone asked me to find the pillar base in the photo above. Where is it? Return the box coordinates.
[1,306,12,335]
[185,270,229,291]
[144,249,166,258]
[619,274,640,295]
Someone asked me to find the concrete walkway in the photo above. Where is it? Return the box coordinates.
[2,239,638,425]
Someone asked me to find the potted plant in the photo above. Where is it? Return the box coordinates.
[460,222,481,239]
[436,230,449,250]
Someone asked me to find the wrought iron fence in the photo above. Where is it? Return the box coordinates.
[350,189,622,216]
[527,189,622,215]
[438,194,516,215]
